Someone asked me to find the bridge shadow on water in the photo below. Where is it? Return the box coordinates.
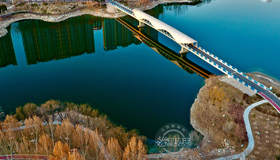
[116,17,213,79]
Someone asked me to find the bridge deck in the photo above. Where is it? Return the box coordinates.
[188,44,280,112]
[109,0,280,114]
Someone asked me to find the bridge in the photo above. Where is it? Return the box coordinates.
[108,0,280,113]
[116,17,212,79]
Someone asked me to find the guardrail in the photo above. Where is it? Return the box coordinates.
[186,46,259,93]
[193,45,269,91]
[110,0,275,97]
[108,0,134,15]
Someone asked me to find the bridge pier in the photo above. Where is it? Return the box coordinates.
[138,21,145,28]
[179,47,188,57]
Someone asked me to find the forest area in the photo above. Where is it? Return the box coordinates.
[0,100,147,159]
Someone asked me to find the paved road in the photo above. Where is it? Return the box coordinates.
[188,44,280,113]
[214,99,273,160]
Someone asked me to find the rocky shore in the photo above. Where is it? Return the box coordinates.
[0,0,192,38]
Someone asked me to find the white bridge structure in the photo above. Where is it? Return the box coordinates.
[108,0,280,113]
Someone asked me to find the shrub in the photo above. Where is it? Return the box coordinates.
[31,3,38,7]
[0,4,7,13]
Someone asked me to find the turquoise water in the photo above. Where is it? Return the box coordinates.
[159,0,280,80]
[0,0,279,139]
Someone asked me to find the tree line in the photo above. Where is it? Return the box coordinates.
[0,100,147,159]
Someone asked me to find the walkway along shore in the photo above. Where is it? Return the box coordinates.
[214,99,279,160]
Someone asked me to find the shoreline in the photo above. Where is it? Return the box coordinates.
[190,72,280,158]
[0,0,193,38]
[250,72,280,87]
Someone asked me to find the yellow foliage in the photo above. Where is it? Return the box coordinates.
[23,103,37,117]
[3,115,19,129]
[123,136,146,160]
[107,137,122,160]
[38,132,52,155]
[50,141,70,160]
[68,150,84,160]
[209,85,225,103]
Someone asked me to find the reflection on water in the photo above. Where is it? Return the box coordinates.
[102,18,158,51]
[0,26,16,67]
[0,5,165,66]
[0,3,215,139]
[163,0,213,15]
[0,11,210,79]
[116,17,212,78]
[0,1,217,67]
[19,16,97,64]
[0,1,221,67]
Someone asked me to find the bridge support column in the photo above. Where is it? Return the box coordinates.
[138,21,145,28]
[180,47,188,57]
[138,26,145,32]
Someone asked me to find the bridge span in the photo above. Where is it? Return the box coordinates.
[108,0,280,113]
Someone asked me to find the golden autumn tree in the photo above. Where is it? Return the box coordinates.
[72,125,91,158]
[87,129,106,159]
[107,137,122,160]
[209,85,225,103]
[38,132,52,155]
[15,106,25,120]
[2,115,20,154]
[18,133,32,154]
[55,119,74,147]
[0,130,9,154]
[24,116,43,153]
[23,103,37,118]
[123,136,146,160]
[3,115,20,129]
[45,119,56,148]
[49,141,70,160]
[68,150,84,160]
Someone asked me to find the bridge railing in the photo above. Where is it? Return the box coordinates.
[109,0,131,10]
[110,0,273,96]
[108,0,134,15]
[194,45,269,91]
[187,46,259,93]
[108,1,132,15]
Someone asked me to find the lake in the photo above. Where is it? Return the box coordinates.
[0,0,279,139]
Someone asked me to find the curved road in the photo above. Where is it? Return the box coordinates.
[215,99,271,160]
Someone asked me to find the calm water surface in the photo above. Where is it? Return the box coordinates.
[0,0,279,139]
